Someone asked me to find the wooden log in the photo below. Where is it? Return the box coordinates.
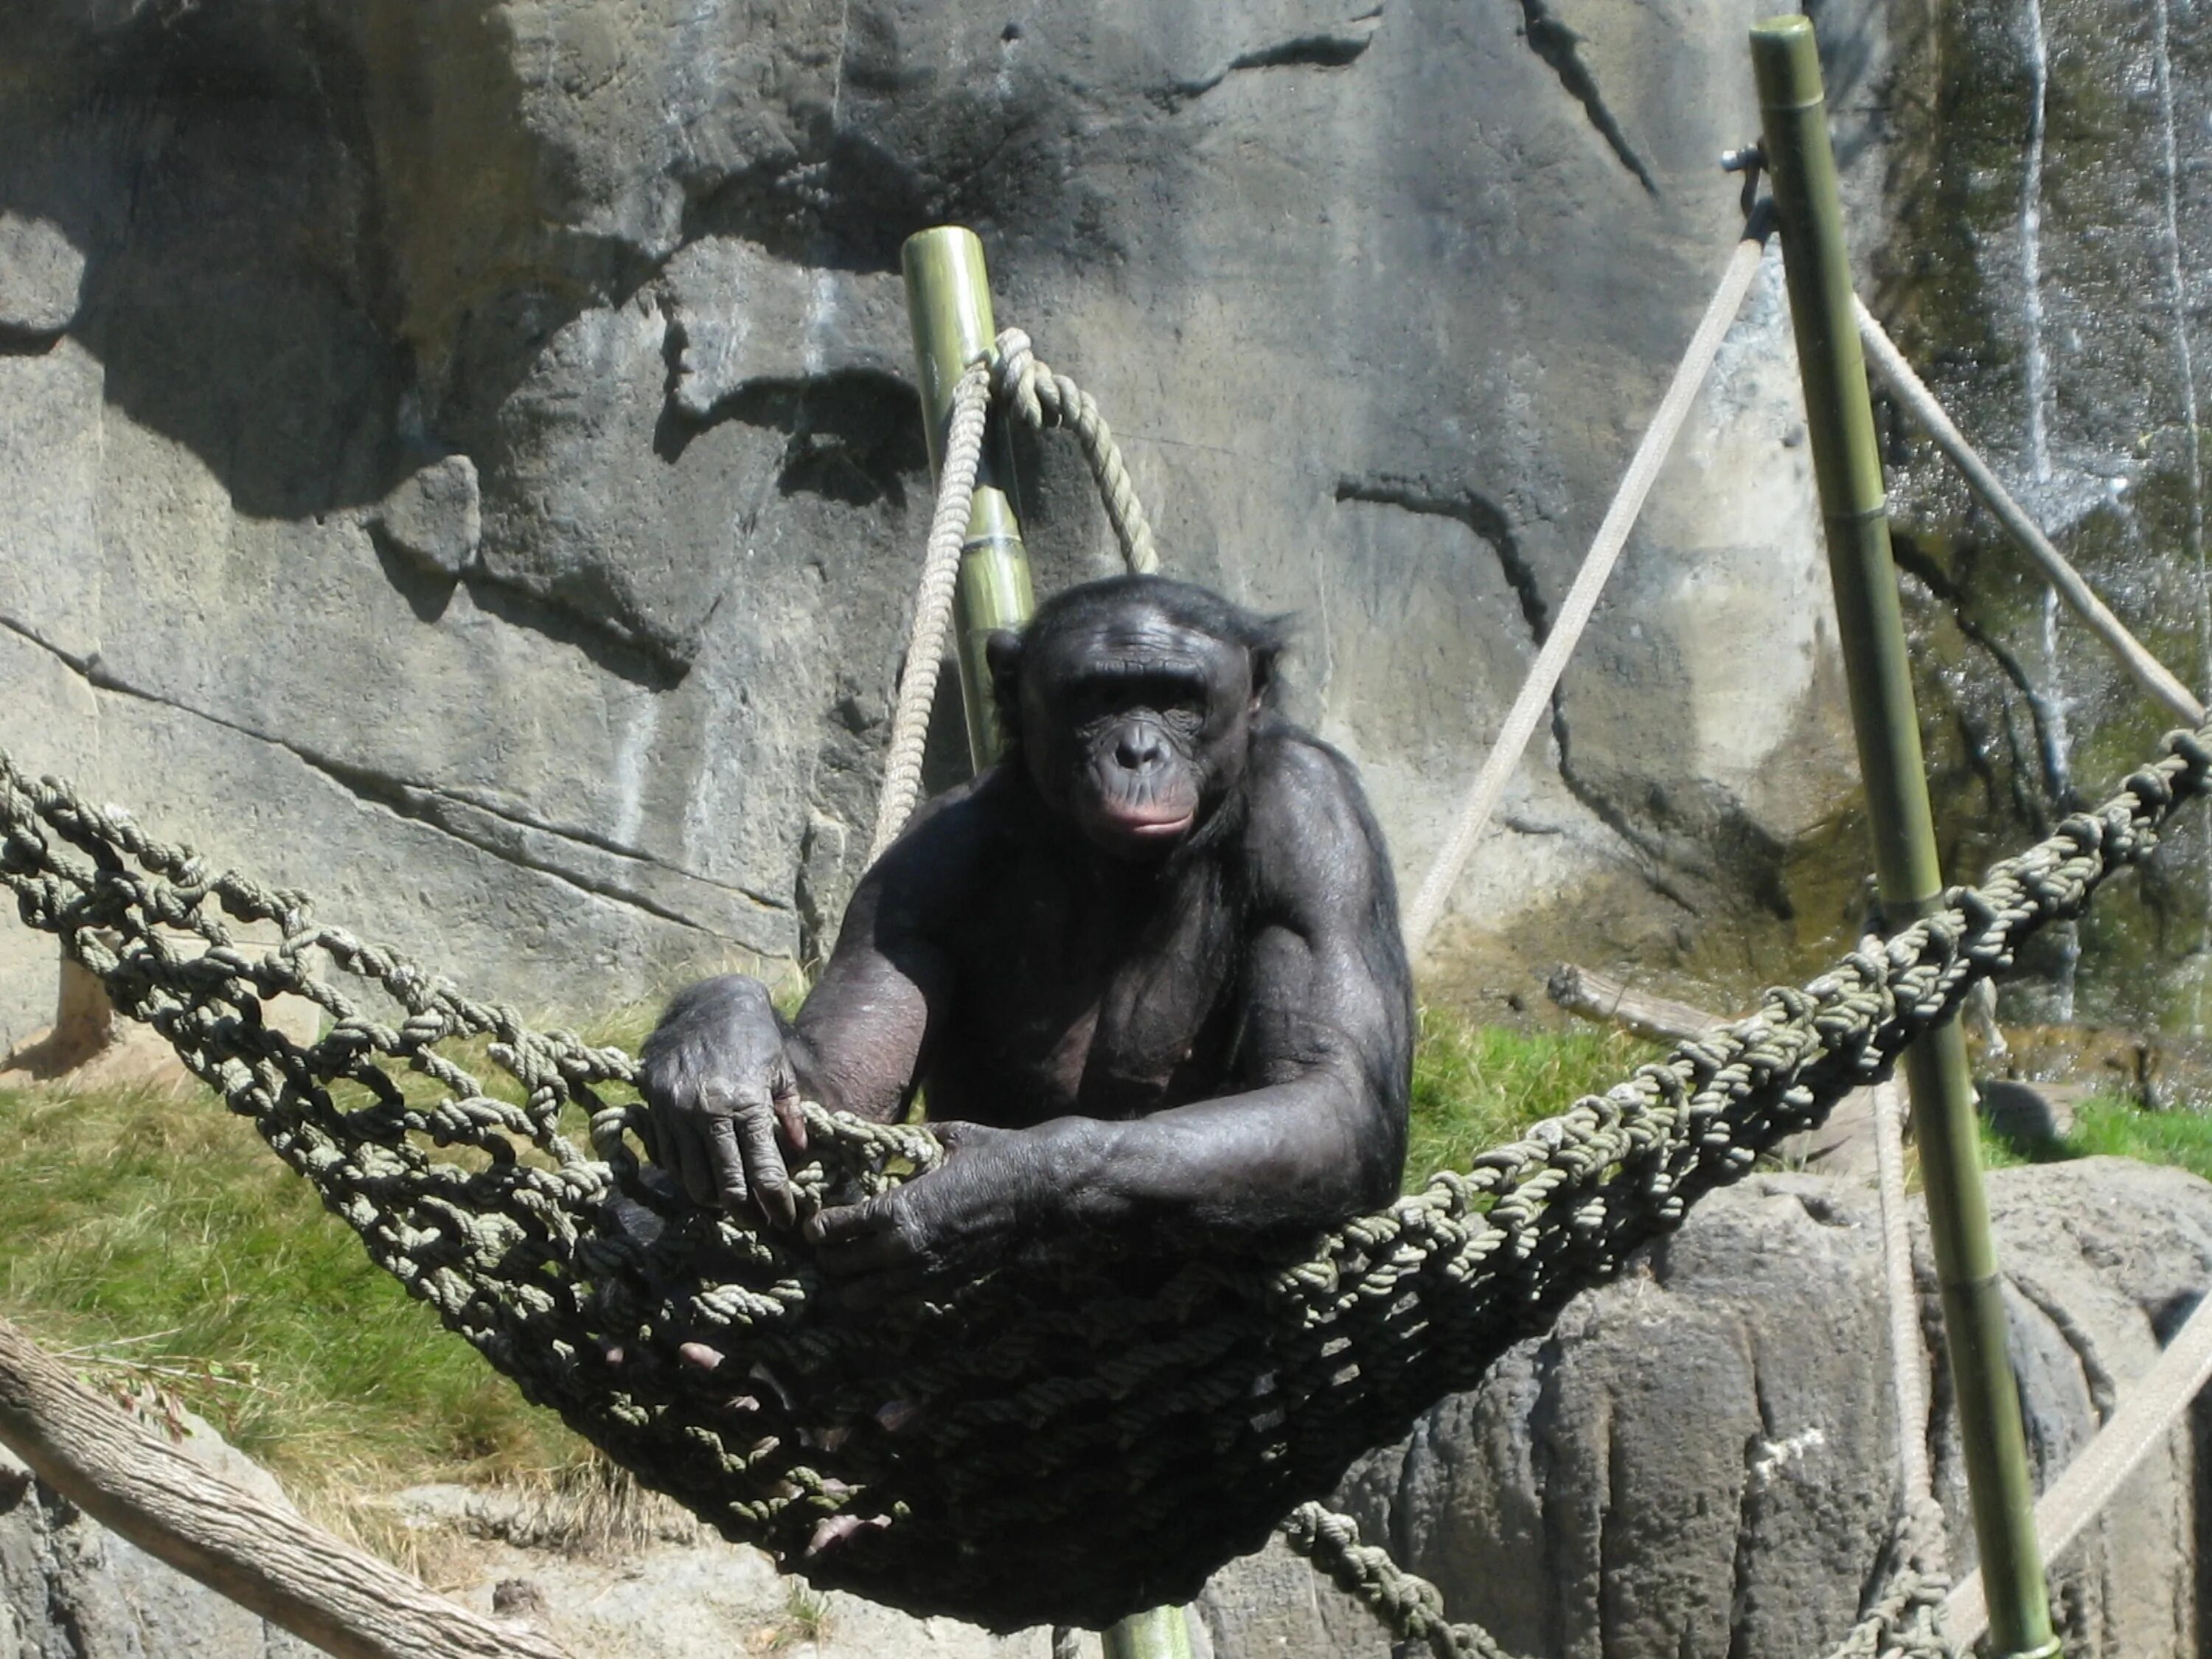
[0,1315,574,1659]
[1543,963,1727,1044]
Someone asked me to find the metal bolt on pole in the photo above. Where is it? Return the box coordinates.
[900,225,1037,769]
[1750,18,2061,1658]
[900,226,1189,1659]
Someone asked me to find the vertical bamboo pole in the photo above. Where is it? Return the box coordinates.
[1099,1607,1194,1659]
[900,226,1186,1659]
[1751,18,2059,1658]
[900,226,1037,768]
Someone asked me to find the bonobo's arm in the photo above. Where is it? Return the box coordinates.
[637,796,963,1223]
[807,734,1413,1284]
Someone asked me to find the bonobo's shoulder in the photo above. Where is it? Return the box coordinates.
[1243,715,1388,863]
[863,768,1026,894]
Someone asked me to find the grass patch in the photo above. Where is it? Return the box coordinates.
[1405,1009,1660,1187]
[0,1004,1652,1509]
[0,1075,587,1506]
[1982,1092,2212,1184]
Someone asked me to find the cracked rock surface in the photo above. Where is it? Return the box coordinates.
[1,0,1859,1040]
[1201,1157,2212,1659]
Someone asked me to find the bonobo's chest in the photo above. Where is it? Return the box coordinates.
[922,857,1245,1126]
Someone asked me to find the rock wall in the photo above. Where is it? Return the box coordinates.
[1869,0,2212,1040]
[1201,1156,2212,1659]
[0,0,1863,1044]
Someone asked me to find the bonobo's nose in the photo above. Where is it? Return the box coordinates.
[1116,727,1166,771]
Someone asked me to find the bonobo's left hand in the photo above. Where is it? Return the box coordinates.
[804,1121,1057,1302]
[638,975,807,1228]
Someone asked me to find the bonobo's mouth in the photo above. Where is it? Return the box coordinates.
[1082,800,1197,853]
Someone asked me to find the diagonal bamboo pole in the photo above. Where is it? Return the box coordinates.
[1751,18,2060,1658]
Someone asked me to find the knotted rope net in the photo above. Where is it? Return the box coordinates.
[5,718,2208,1630]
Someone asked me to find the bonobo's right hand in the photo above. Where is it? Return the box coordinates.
[638,975,807,1228]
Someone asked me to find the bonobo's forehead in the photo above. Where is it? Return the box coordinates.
[1031,602,1248,681]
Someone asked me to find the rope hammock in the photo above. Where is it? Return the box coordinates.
[3,721,2205,1629]
[4,259,2210,1646]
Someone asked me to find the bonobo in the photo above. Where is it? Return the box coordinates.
[640,574,1413,1295]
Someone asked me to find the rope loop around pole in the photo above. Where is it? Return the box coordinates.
[866,327,1164,859]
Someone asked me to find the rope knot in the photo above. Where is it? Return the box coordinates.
[993,327,1043,429]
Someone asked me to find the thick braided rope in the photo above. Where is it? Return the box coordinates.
[4,720,2209,1627]
[992,328,1159,574]
[1280,1502,1524,1659]
[866,329,1158,858]
[1402,221,1771,955]
[867,358,993,863]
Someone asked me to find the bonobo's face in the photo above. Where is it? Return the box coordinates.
[1014,602,1258,860]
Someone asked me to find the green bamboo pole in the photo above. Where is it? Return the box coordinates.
[900,226,1037,768]
[900,227,1186,1659]
[1099,1606,1194,1659]
[1751,18,2059,1659]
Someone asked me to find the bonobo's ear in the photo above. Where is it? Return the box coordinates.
[985,630,1024,736]
[1248,639,1283,712]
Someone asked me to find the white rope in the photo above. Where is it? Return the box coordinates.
[1854,299,2205,726]
[867,360,992,863]
[1870,1078,1935,1508]
[1402,226,1770,956]
[995,329,1161,575]
[867,331,1166,862]
[1943,1287,2212,1647]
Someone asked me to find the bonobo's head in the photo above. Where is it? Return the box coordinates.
[987,575,1288,860]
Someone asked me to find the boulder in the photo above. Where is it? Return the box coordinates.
[1198,1156,2212,1658]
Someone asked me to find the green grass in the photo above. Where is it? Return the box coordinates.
[0,1007,1700,1513]
[1981,1092,2212,1183]
[0,1076,586,1502]
[1405,1010,1660,1187]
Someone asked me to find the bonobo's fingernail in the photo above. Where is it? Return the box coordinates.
[875,1399,919,1433]
[602,1346,625,1368]
[679,1341,726,1372]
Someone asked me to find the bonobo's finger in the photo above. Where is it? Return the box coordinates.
[771,1090,807,1154]
[671,1117,717,1209]
[702,1113,751,1217]
[811,1214,919,1278]
[736,1105,796,1229]
[801,1200,876,1248]
[804,1513,892,1559]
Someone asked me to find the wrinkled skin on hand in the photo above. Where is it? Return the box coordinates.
[638,575,1414,1309]
[637,976,807,1229]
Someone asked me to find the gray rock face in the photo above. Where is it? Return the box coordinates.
[0,212,83,338]
[1864,0,2212,1035]
[0,0,1857,1046]
[371,454,484,580]
[0,1416,316,1659]
[1197,1157,2212,1659]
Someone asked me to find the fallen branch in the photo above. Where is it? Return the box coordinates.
[1544,964,1726,1044]
[0,1315,573,1659]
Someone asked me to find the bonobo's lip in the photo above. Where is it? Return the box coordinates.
[1083,803,1197,850]
[1111,812,1194,841]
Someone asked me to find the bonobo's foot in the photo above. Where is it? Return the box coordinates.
[639,975,807,1227]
